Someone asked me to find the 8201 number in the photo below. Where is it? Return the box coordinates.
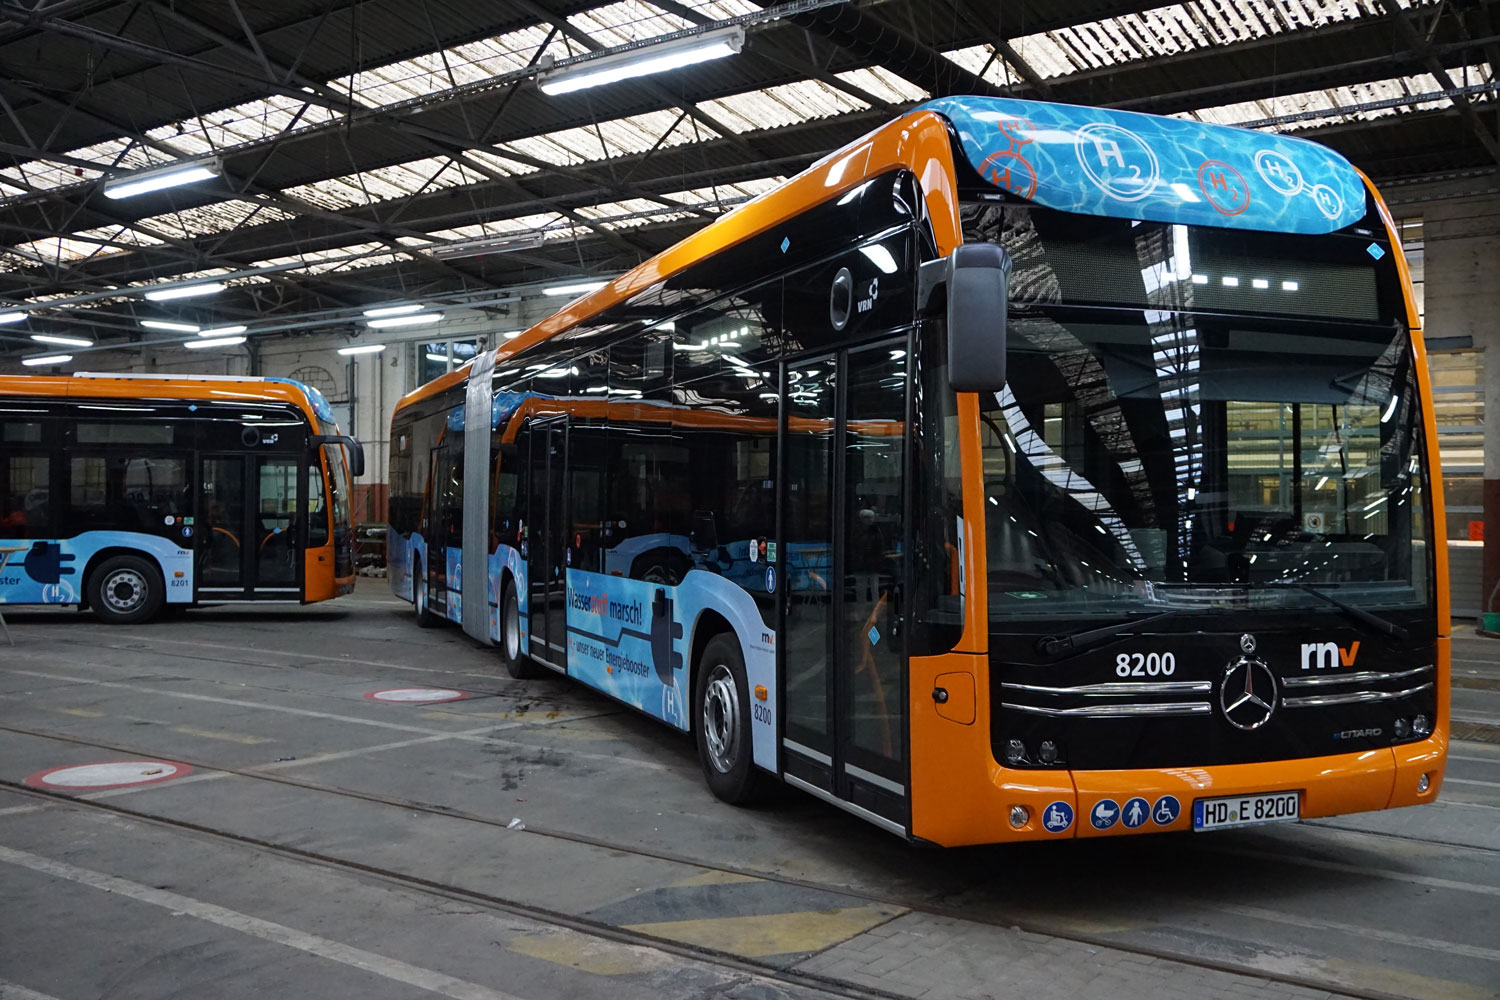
[1115,652,1175,677]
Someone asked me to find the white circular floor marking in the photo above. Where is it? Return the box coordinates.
[364,688,469,704]
[24,760,192,790]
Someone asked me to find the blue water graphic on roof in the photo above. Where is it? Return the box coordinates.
[265,377,336,423]
[919,96,1365,235]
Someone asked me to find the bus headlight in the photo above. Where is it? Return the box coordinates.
[1005,739,1027,765]
[1038,740,1059,764]
[1393,717,1411,738]
[1417,773,1430,793]
[1413,714,1431,736]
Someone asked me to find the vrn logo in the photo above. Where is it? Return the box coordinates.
[1301,641,1360,670]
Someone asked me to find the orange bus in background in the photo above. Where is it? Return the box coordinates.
[0,372,362,623]
[388,96,1446,845]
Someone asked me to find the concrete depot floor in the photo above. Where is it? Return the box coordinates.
[0,591,1497,1000]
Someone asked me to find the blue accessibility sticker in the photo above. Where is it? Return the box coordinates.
[1041,800,1074,833]
[1121,797,1151,829]
[1152,795,1181,826]
[1366,242,1386,260]
[764,565,777,593]
[1089,799,1120,830]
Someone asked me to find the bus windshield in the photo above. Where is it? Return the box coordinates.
[965,203,1433,622]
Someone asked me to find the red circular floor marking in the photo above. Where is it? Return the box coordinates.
[363,688,470,704]
[23,760,193,791]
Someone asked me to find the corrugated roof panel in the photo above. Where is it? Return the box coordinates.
[1183,64,1491,129]
[144,96,342,155]
[0,137,154,194]
[281,154,529,211]
[498,108,708,166]
[12,224,165,266]
[660,177,785,205]
[699,80,869,133]
[835,66,930,104]
[567,1,693,47]
[137,201,299,241]
[944,1,1428,82]
[330,25,567,107]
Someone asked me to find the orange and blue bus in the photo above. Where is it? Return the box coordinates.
[0,372,362,623]
[388,96,1446,845]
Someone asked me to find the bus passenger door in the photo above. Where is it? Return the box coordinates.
[780,339,909,832]
[525,417,568,667]
[197,454,304,599]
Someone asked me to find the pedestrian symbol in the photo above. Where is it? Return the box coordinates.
[1121,797,1150,829]
[1042,800,1074,834]
[1152,795,1181,826]
[1090,799,1120,831]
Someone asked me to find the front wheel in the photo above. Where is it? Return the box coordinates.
[88,555,164,625]
[500,578,540,678]
[413,560,441,628]
[694,632,767,804]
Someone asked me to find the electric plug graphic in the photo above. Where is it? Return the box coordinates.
[23,541,74,584]
[650,587,683,685]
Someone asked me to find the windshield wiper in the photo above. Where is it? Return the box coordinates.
[1036,609,1192,659]
[1294,584,1410,642]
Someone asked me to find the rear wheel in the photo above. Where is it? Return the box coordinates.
[500,578,540,678]
[89,555,163,625]
[413,559,441,628]
[694,632,767,804]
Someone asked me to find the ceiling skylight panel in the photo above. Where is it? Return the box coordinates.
[943,46,1022,89]
[684,0,761,17]
[144,96,341,155]
[835,67,929,104]
[465,149,539,177]
[329,24,568,107]
[661,177,784,205]
[698,80,869,133]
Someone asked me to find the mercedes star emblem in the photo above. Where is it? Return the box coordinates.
[1221,656,1278,730]
[1239,633,1257,654]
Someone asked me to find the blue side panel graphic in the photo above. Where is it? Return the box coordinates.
[919,96,1365,235]
[388,529,413,601]
[0,532,193,606]
[563,568,777,770]
[486,543,526,642]
[445,545,462,623]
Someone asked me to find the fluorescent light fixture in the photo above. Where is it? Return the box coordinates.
[338,344,387,355]
[1381,394,1400,423]
[198,325,247,338]
[0,310,26,324]
[144,281,224,301]
[1221,276,1239,287]
[544,280,608,297]
[538,26,744,97]
[1282,280,1299,291]
[185,335,246,349]
[363,304,423,318]
[367,312,443,329]
[103,158,220,200]
[22,353,72,366]
[30,333,92,347]
[426,353,451,363]
[1191,274,1208,285]
[427,234,544,260]
[140,320,200,333]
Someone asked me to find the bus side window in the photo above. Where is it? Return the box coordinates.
[1,454,50,540]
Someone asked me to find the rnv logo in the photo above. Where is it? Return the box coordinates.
[1301,641,1360,670]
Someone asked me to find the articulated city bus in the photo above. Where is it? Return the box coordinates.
[0,373,363,623]
[389,96,1446,845]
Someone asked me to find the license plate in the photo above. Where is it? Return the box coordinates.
[1193,791,1300,832]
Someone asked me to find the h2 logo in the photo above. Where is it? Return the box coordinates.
[1301,641,1359,670]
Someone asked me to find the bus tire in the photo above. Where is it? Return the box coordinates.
[500,578,540,679]
[88,555,164,625]
[413,559,442,628]
[694,632,767,805]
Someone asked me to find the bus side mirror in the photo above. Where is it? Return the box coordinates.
[313,434,366,478]
[919,244,1012,394]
